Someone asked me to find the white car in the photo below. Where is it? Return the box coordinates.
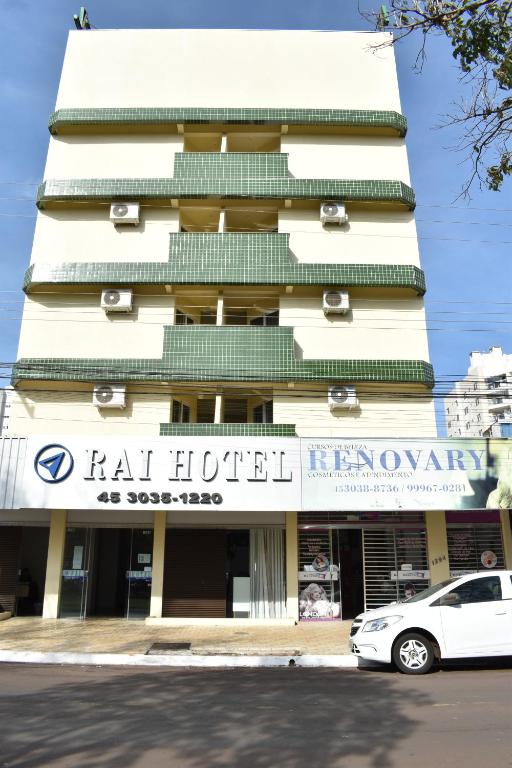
[349,570,512,674]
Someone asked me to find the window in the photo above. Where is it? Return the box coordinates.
[464,407,469,415]
[448,576,502,604]
[253,400,273,424]
[175,309,194,325]
[224,398,248,423]
[200,310,216,325]
[172,400,190,424]
[250,310,279,327]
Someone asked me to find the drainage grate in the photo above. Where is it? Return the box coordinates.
[146,642,192,655]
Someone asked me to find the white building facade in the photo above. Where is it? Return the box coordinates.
[1,29,510,623]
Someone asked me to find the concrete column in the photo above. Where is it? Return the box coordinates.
[500,509,512,569]
[214,395,223,424]
[42,509,67,619]
[285,511,299,621]
[219,209,226,232]
[214,291,224,424]
[149,509,167,618]
[425,510,450,583]
[216,292,224,326]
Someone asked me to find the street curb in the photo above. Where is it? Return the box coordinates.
[0,650,359,668]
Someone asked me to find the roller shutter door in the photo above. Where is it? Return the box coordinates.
[0,527,21,613]
[162,529,227,618]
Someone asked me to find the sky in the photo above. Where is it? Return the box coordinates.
[1,0,511,433]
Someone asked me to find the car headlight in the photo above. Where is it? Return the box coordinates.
[362,615,403,633]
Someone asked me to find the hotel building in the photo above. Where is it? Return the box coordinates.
[1,29,510,622]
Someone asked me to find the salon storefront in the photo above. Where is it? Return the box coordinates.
[0,436,511,623]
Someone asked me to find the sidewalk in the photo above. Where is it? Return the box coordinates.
[0,617,355,668]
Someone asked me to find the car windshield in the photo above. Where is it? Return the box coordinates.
[404,577,459,603]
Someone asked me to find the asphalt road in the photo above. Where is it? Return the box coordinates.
[0,662,511,768]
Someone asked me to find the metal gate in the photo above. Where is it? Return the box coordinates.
[447,524,505,575]
[362,529,429,610]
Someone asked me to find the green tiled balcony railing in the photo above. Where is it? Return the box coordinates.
[159,423,297,437]
[48,107,407,137]
[174,152,289,179]
[37,177,415,209]
[13,326,434,387]
[23,233,426,295]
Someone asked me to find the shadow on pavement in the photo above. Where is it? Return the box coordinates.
[0,665,433,768]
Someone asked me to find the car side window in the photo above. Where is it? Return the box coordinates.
[449,576,502,604]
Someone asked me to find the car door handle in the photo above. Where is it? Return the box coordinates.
[495,611,507,615]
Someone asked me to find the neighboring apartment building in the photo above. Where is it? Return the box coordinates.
[445,347,512,439]
[0,29,509,622]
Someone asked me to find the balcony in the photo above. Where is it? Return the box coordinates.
[37,176,415,210]
[13,325,435,386]
[24,233,426,294]
[48,107,408,137]
[160,423,296,437]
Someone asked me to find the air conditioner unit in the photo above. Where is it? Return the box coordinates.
[328,385,358,409]
[93,384,126,409]
[101,288,133,313]
[323,289,350,315]
[320,201,348,225]
[109,202,140,225]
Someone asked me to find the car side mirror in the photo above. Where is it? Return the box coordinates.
[440,592,460,606]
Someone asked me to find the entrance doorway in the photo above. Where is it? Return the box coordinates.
[0,526,49,616]
[162,529,251,618]
[59,527,154,619]
[298,529,364,621]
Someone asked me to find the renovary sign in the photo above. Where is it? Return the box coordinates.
[301,438,512,511]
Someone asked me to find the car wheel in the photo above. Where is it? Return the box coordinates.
[392,633,434,675]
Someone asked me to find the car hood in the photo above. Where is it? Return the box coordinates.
[354,599,423,623]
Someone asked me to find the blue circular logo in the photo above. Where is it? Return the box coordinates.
[34,444,74,484]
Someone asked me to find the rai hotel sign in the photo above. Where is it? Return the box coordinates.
[17,436,301,512]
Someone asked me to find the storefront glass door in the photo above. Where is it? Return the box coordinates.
[60,528,93,619]
[124,528,153,619]
[59,527,153,619]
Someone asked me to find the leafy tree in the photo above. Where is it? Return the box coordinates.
[364,1,512,193]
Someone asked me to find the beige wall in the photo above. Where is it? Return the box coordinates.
[18,288,428,363]
[45,135,183,179]
[17,294,175,359]
[31,208,178,264]
[9,386,170,437]
[55,30,400,111]
[281,209,420,266]
[284,136,411,183]
[274,384,437,437]
[30,207,420,267]
[280,290,430,360]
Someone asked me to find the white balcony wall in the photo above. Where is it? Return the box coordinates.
[44,135,183,179]
[30,208,179,264]
[17,294,175,359]
[283,136,410,183]
[280,209,420,266]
